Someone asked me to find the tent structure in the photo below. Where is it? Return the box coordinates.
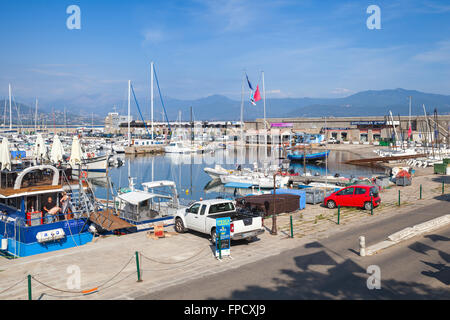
[34,133,47,159]
[50,135,65,164]
[0,138,11,171]
[69,136,83,167]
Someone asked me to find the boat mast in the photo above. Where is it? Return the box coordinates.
[35,98,38,132]
[151,61,154,140]
[128,80,131,146]
[240,72,245,145]
[9,83,12,130]
[408,96,412,143]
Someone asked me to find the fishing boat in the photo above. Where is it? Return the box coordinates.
[287,150,330,162]
[114,179,185,232]
[0,161,95,257]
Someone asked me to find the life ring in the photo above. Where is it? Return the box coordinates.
[81,171,88,178]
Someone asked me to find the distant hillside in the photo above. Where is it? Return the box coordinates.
[7,88,450,123]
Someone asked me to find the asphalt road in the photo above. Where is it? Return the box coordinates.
[139,199,450,300]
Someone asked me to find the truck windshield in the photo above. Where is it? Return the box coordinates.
[209,202,235,214]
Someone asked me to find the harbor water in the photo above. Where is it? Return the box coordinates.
[90,148,385,203]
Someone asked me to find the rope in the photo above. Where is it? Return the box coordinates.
[0,277,26,295]
[140,246,209,265]
[141,248,212,272]
[29,254,135,295]
[130,84,151,137]
[153,65,171,133]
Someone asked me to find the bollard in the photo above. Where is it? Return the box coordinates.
[218,232,222,260]
[398,190,401,206]
[420,184,422,200]
[28,275,32,300]
[359,236,366,257]
[370,196,373,215]
[135,251,142,282]
[337,205,341,225]
[290,215,293,238]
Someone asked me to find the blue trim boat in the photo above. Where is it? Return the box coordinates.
[287,150,331,162]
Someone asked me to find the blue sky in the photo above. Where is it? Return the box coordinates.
[0,0,449,113]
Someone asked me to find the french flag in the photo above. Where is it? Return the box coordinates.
[246,74,261,106]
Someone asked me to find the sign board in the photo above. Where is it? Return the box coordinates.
[350,121,386,126]
[271,123,293,128]
[154,224,165,238]
[215,217,231,258]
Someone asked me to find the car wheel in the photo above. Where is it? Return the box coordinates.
[364,202,373,211]
[327,200,336,209]
[175,218,186,233]
[211,228,217,245]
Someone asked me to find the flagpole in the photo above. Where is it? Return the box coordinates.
[262,71,267,149]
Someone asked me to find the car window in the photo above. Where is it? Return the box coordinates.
[189,203,201,214]
[355,188,366,195]
[370,187,379,196]
[200,205,207,215]
[209,202,235,214]
[338,187,354,196]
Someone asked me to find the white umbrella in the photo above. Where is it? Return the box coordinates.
[70,136,83,167]
[0,138,11,171]
[50,135,65,164]
[34,133,47,159]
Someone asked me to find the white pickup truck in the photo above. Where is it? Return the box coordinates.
[173,199,265,243]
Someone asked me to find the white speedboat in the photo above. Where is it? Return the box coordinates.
[204,164,232,180]
[164,141,203,154]
[220,173,290,189]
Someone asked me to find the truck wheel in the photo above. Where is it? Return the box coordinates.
[327,200,336,209]
[175,218,186,233]
[364,202,373,211]
[210,228,217,245]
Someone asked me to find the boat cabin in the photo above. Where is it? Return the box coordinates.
[0,165,94,257]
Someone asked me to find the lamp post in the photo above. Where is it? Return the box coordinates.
[271,172,278,235]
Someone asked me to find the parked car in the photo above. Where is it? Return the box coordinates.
[324,185,381,210]
[327,137,339,144]
[173,199,265,244]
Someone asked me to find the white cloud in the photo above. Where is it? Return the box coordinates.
[413,41,450,63]
[142,29,164,45]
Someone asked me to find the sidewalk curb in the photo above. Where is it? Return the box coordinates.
[365,214,450,256]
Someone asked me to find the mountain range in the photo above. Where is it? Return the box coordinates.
[4,88,450,124]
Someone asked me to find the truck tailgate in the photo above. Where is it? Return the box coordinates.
[233,216,262,234]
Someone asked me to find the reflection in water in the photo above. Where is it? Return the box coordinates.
[91,148,385,202]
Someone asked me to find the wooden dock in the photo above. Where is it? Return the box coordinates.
[124,145,165,155]
[88,209,134,231]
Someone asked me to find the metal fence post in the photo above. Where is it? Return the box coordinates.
[371,196,373,215]
[28,275,32,300]
[337,205,341,225]
[443,181,445,195]
[290,215,293,238]
[218,232,222,260]
[420,184,422,200]
[398,190,401,206]
[135,251,142,282]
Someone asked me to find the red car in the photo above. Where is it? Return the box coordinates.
[324,185,381,210]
